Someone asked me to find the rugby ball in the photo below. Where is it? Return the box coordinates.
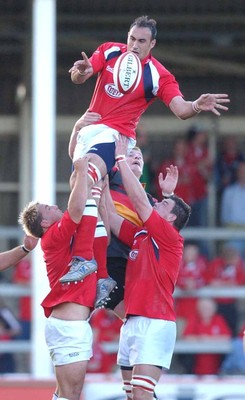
[113,51,142,94]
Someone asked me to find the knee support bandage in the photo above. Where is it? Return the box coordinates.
[130,374,157,393]
[122,380,133,399]
[88,162,101,184]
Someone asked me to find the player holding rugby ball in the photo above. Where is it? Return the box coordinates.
[69,15,230,186]
[63,16,229,287]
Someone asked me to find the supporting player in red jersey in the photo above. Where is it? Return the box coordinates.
[103,134,191,400]
[19,157,98,400]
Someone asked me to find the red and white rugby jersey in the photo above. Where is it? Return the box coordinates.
[41,210,78,289]
[88,42,183,140]
[118,210,184,321]
[40,211,97,317]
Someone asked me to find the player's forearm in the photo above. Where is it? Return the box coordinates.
[71,69,93,84]
[169,96,197,120]
[99,198,111,244]
[68,159,88,222]
[117,159,149,209]
[68,128,77,159]
[0,246,28,271]
[104,185,123,237]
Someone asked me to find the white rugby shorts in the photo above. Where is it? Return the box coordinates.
[45,316,93,366]
[117,316,176,369]
[73,123,136,162]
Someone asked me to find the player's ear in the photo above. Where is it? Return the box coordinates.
[168,213,177,224]
[150,39,156,50]
[40,219,50,229]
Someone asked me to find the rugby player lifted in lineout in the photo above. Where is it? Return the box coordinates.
[62,15,230,285]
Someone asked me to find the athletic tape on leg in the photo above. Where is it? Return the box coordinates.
[122,380,133,399]
[88,162,102,184]
[131,374,157,393]
[91,186,102,199]
[95,222,107,238]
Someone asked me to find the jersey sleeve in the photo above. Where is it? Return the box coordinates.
[45,210,78,245]
[144,209,181,245]
[118,219,138,248]
[90,44,106,74]
[157,66,183,106]
[90,42,115,74]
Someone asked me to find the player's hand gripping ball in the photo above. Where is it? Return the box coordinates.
[113,51,142,94]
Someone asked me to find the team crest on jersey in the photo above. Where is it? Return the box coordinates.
[105,83,124,98]
[129,249,138,261]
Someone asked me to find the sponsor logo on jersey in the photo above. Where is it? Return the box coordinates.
[105,83,124,98]
[129,249,138,260]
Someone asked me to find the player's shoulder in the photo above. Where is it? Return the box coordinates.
[99,41,127,51]
[147,54,173,76]
[95,42,128,63]
[147,209,181,238]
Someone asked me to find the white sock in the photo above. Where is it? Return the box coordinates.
[52,393,58,400]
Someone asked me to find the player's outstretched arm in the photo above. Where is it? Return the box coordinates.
[69,52,93,84]
[115,135,152,223]
[103,176,124,238]
[68,157,89,223]
[169,93,230,120]
[0,235,38,272]
[158,165,178,197]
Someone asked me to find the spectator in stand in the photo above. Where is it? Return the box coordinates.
[206,244,245,336]
[175,242,208,374]
[185,125,213,228]
[156,137,193,204]
[220,160,245,258]
[182,297,232,375]
[175,242,208,324]
[215,135,245,202]
[220,322,245,374]
[0,296,22,373]
[12,258,31,341]
[184,124,213,256]
[88,309,122,373]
